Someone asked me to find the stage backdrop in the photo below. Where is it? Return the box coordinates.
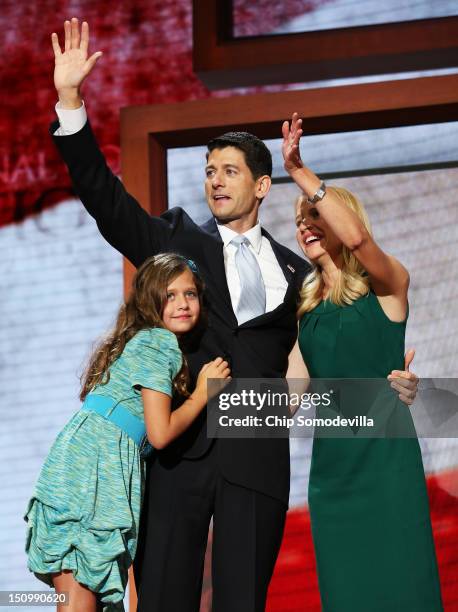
[1,1,457,611]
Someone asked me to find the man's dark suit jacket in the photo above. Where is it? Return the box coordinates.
[51,120,310,505]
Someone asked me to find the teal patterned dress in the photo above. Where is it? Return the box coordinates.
[24,328,182,611]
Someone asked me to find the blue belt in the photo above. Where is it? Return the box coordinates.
[81,393,146,446]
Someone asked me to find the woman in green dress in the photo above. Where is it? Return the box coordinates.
[25,253,230,611]
[283,114,443,611]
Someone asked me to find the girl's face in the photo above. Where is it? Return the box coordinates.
[162,268,200,335]
[295,199,342,262]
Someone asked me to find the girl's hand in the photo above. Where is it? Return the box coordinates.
[196,357,231,398]
[281,112,304,175]
[52,18,102,107]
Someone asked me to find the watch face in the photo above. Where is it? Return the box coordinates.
[307,181,326,204]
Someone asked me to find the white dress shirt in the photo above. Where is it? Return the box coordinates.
[217,223,288,321]
[53,101,87,136]
[53,103,289,321]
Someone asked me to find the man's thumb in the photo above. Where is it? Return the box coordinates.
[84,51,103,75]
[404,348,415,372]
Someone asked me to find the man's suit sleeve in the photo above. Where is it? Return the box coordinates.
[51,119,179,268]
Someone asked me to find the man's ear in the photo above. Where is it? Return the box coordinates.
[256,175,272,200]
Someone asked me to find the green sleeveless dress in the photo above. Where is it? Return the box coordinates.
[298,290,443,612]
[24,328,182,611]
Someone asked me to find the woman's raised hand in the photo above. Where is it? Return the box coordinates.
[51,18,102,107]
[282,112,304,175]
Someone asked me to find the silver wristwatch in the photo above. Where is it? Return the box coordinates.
[307,180,326,205]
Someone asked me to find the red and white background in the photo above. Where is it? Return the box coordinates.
[1,1,458,610]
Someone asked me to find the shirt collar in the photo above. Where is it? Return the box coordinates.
[216,222,262,254]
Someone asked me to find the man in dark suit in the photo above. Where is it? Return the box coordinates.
[50,19,419,611]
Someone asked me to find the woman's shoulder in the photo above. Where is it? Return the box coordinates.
[367,288,409,325]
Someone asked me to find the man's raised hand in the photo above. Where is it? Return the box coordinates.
[281,112,304,175]
[51,18,102,108]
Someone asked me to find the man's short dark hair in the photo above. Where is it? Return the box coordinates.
[206,132,272,179]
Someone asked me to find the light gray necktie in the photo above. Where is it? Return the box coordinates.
[231,235,266,324]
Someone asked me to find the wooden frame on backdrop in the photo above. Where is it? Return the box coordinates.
[120,74,458,217]
[192,0,458,89]
[121,73,458,607]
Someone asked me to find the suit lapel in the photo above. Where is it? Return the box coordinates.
[199,217,237,325]
[261,227,296,285]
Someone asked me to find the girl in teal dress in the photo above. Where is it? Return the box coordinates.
[24,253,230,611]
[282,114,443,610]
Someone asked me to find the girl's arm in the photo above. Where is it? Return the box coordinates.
[282,114,409,302]
[142,357,230,449]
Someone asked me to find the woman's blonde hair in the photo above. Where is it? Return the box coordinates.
[80,253,205,401]
[297,186,371,316]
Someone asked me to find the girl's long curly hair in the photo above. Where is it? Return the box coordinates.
[297,186,371,316]
[80,253,206,401]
